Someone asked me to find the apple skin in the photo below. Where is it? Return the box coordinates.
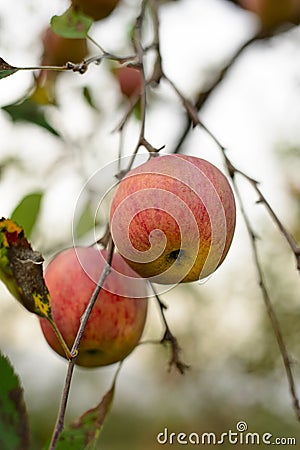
[110,155,236,284]
[40,27,88,67]
[39,247,148,367]
[239,0,300,30]
[71,0,120,21]
[115,66,143,99]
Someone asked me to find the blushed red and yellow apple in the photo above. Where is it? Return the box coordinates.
[110,154,236,284]
[40,247,148,367]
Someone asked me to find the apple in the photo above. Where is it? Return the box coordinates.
[115,65,143,99]
[40,27,88,68]
[110,154,236,284]
[32,27,88,104]
[239,0,300,30]
[71,0,120,21]
[39,247,148,367]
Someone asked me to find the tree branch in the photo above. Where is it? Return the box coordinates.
[49,238,115,450]
[232,176,300,420]
[150,283,189,374]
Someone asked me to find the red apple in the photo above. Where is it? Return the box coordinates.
[71,0,120,21]
[115,65,143,99]
[40,247,148,367]
[239,0,300,30]
[110,155,236,284]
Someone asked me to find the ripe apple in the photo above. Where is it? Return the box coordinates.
[115,65,143,99]
[71,0,120,21]
[239,0,300,30]
[39,247,148,367]
[110,154,236,284]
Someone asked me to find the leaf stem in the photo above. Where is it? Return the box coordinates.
[47,317,72,361]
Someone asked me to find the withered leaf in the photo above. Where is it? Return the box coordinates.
[0,218,51,318]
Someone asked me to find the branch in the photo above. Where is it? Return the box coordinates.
[234,168,300,271]
[171,25,297,154]
[232,177,300,420]
[49,238,115,450]
[150,283,189,374]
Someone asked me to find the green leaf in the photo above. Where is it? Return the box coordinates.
[82,86,99,111]
[11,192,43,239]
[0,351,30,450]
[0,58,19,79]
[51,7,93,39]
[2,98,60,137]
[56,374,117,449]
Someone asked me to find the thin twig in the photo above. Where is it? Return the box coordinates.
[234,169,300,271]
[123,0,149,174]
[150,283,189,374]
[171,26,296,154]
[232,177,300,420]
[49,238,115,450]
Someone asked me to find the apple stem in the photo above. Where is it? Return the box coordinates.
[47,316,72,360]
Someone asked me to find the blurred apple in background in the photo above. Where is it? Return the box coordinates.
[115,65,143,99]
[40,247,148,367]
[32,27,88,104]
[40,27,88,68]
[71,0,120,21]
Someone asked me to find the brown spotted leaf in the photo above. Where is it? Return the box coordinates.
[0,218,51,318]
[0,218,71,359]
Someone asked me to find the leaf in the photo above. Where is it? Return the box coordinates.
[0,218,71,359]
[2,98,60,137]
[0,351,30,450]
[51,7,93,39]
[0,58,19,79]
[11,192,43,239]
[82,86,99,111]
[56,372,117,449]
[0,218,51,318]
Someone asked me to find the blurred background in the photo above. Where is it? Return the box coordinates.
[0,0,300,448]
